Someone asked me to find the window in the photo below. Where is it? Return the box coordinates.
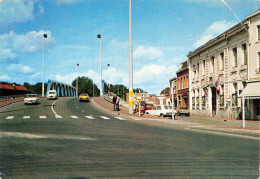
[220,85,224,107]
[258,52,260,71]
[196,89,199,108]
[242,44,247,65]
[220,52,224,70]
[233,47,237,67]
[232,83,238,107]
[203,60,206,75]
[258,25,260,41]
[193,65,196,79]
[197,63,199,77]
[211,57,215,74]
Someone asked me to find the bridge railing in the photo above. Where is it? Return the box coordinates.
[0,94,27,102]
[103,92,129,109]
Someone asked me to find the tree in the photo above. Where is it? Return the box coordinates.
[72,76,100,97]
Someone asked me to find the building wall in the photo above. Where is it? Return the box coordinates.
[177,68,189,109]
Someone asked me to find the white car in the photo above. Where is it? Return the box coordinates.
[24,94,39,105]
[147,105,173,117]
[47,90,57,100]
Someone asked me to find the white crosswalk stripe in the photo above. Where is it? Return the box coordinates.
[100,116,110,120]
[70,115,79,119]
[55,115,63,119]
[39,115,47,119]
[114,117,126,121]
[5,116,14,120]
[85,116,95,119]
[23,116,30,119]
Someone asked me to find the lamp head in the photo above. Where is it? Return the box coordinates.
[97,34,101,39]
[43,34,47,38]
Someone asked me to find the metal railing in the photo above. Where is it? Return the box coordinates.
[0,94,27,102]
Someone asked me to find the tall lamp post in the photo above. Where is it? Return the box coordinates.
[97,34,103,96]
[42,34,47,97]
[76,63,79,97]
[129,0,134,114]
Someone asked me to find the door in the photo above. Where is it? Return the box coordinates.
[211,87,217,116]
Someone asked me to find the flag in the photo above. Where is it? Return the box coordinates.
[216,80,220,94]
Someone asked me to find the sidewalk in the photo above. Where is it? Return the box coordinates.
[0,98,25,108]
[92,96,260,135]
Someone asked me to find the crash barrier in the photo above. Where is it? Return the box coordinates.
[103,92,129,109]
[47,80,76,97]
[0,94,27,102]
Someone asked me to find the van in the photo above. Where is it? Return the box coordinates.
[47,90,57,100]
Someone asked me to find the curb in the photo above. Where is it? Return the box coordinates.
[0,99,24,108]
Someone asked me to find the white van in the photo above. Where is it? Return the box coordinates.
[47,90,57,100]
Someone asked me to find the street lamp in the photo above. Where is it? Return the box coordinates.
[76,63,79,97]
[129,0,134,114]
[97,34,103,96]
[42,34,47,97]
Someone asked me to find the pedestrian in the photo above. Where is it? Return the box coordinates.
[113,95,117,111]
[116,95,120,111]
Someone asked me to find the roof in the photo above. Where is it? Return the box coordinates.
[15,85,28,91]
[245,8,260,19]
[1,84,15,90]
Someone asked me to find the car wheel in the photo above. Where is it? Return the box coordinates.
[159,113,163,117]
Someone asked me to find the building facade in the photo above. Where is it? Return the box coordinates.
[187,9,260,120]
[177,61,189,109]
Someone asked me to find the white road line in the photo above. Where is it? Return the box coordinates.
[23,116,30,119]
[55,115,63,119]
[51,100,59,116]
[114,117,126,121]
[71,116,79,119]
[39,115,47,119]
[100,116,110,120]
[5,116,14,120]
[85,116,95,119]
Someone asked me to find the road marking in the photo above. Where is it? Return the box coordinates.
[23,116,30,119]
[100,116,110,120]
[39,115,47,119]
[85,116,95,119]
[51,100,59,116]
[5,116,14,120]
[55,115,63,119]
[71,115,79,119]
[114,117,126,121]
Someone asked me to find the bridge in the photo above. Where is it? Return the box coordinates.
[46,80,76,97]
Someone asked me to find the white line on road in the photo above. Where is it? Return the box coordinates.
[114,117,126,121]
[5,116,14,120]
[100,116,110,120]
[39,115,47,119]
[23,116,30,119]
[55,115,63,119]
[85,116,95,119]
[51,100,59,116]
[71,116,79,119]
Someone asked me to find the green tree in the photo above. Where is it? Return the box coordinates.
[72,76,100,97]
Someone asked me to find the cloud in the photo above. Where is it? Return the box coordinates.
[59,45,93,50]
[7,64,34,74]
[0,30,56,61]
[56,0,83,5]
[0,0,35,26]
[133,46,162,61]
[38,4,45,15]
[0,74,11,81]
[193,20,235,48]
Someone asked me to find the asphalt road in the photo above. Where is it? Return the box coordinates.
[0,97,259,178]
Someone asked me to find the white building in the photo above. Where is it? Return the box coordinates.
[187,9,260,120]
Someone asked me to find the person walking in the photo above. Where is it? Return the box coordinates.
[113,95,117,111]
[116,95,120,111]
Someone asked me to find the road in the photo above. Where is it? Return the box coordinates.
[0,97,259,178]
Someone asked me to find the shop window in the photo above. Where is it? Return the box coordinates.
[232,83,238,107]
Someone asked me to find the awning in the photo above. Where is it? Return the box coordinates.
[239,82,260,99]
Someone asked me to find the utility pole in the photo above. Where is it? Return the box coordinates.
[129,0,133,114]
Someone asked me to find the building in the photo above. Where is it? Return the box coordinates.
[0,82,29,96]
[177,61,189,109]
[187,9,260,120]
[169,77,177,109]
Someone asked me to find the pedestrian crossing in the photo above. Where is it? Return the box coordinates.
[3,115,127,121]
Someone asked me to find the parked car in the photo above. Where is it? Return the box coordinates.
[147,105,172,117]
[24,94,39,105]
[79,93,90,102]
[47,90,57,100]
[177,107,190,116]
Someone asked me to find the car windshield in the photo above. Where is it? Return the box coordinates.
[27,94,37,97]
[49,91,56,94]
[81,94,88,96]
[180,107,188,110]
[164,105,172,109]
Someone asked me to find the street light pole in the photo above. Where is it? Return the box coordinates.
[97,34,102,96]
[42,34,47,97]
[129,0,134,114]
[76,64,79,97]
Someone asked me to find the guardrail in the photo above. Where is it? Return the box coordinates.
[103,93,129,109]
[0,94,27,102]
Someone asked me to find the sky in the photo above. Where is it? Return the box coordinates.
[0,0,259,94]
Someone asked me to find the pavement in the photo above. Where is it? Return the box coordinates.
[92,96,260,136]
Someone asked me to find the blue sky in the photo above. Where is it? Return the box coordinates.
[0,0,259,94]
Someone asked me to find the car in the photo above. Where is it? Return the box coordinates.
[79,93,90,102]
[147,105,173,117]
[47,90,57,100]
[177,107,190,116]
[24,94,39,105]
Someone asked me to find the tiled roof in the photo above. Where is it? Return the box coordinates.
[2,84,15,90]
[15,85,28,91]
